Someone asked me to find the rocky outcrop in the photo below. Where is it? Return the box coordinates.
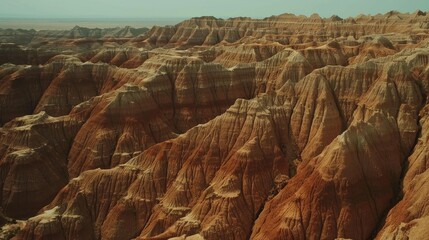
[0,26,149,66]
[15,88,297,240]
[1,10,429,240]
[252,112,403,240]
[14,47,428,240]
[66,84,176,178]
[140,11,429,47]
[250,48,427,240]
[349,36,398,64]
[89,48,149,68]
[375,104,429,240]
[0,112,83,218]
[0,26,148,44]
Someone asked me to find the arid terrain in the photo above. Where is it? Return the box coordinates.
[1,10,429,239]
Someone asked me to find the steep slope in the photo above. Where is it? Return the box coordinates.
[375,104,429,240]
[251,48,426,240]
[0,10,429,240]
[0,112,84,218]
[12,87,297,239]
[252,112,403,240]
[16,47,429,239]
[140,11,429,48]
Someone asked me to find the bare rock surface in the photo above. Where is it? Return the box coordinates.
[0,10,429,240]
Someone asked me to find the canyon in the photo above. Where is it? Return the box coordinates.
[0,10,429,239]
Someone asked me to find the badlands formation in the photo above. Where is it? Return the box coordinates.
[0,10,429,239]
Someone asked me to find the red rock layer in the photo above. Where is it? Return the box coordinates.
[1,10,429,240]
[375,104,429,240]
[66,84,176,178]
[251,48,426,240]
[140,11,429,48]
[13,47,428,240]
[15,89,297,240]
[0,43,266,218]
[0,112,83,218]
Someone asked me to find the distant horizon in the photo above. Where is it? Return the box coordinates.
[0,17,186,20]
[0,18,186,31]
[1,10,428,21]
[1,7,428,31]
[2,0,428,20]
[0,8,428,21]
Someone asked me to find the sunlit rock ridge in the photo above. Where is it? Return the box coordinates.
[0,10,429,240]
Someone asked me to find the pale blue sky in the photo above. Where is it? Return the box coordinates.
[1,0,428,19]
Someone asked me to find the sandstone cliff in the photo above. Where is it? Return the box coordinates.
[1,10,429,240]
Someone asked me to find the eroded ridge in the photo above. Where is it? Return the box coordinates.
[0,10,429,240]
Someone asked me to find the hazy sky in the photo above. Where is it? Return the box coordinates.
[1,0,428,19]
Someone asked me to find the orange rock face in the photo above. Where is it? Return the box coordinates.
[375,104,429,240]
[1,10,429,240]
